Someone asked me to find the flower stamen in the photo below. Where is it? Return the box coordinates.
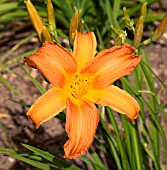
[69,75,89,99]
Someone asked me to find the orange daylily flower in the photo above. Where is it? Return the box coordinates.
[24,32,141,159]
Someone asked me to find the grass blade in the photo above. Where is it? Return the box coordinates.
[6,154,58,170]
[0,77,20,95]
[7,98,30,108]
[79,156,106,170]
[113,0,121,23]
[19,64,46,94]
[22,144,82,170]
[106,107,129,170]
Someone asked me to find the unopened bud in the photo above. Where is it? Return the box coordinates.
[69,9,82,45]
[42,26,52,42]
[122,7,134,30]
[140,2,147,20]
[152,14,167,42]
[111,25,127,45]
[115,32,127,45]
[133,16,144,48]
[123,7,130,21]
[47,0,56,31]
[24,0,43,41]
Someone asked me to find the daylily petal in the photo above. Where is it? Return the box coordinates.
[27,87,67,128]
[24,41,77,87]
[73,32,97,72]
[81,43,141,89]
[64,98,99,159]
[84,85,140,121]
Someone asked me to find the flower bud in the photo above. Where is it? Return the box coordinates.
[47,0,56,31]
[115,32,127,45]
[140,2,147,20]
[24,0,43,41]
[151,14,167,42]
[123,7,130,21]
[69,9,82,45]
[42,26,52,42]
[133,16,144,48]
[122,7,134,30]
[111,25,127,45]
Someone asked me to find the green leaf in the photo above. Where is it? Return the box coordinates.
[19,64,46,95]
[107,107,129,170]
[90,151,106,169]
[22,144,82,170]
[79,156,106,170]
[113,0,121,23]
[0,147,18,154]
[7,98,30,108]
[0,77,20,95]
[104,0,116,26]
[0,148,46,162]
[6,154,58,170]
[0,2,18,14]
[100,116,122,170]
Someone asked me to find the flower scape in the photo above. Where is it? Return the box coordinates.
[24,32,141,159]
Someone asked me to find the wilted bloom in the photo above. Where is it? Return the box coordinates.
[24,32,141,159]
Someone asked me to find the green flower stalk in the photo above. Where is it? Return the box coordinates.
[111,25,120,35]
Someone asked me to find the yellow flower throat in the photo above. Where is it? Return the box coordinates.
[69,75,89,99]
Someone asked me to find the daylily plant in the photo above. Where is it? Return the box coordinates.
[24,32,141,159]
